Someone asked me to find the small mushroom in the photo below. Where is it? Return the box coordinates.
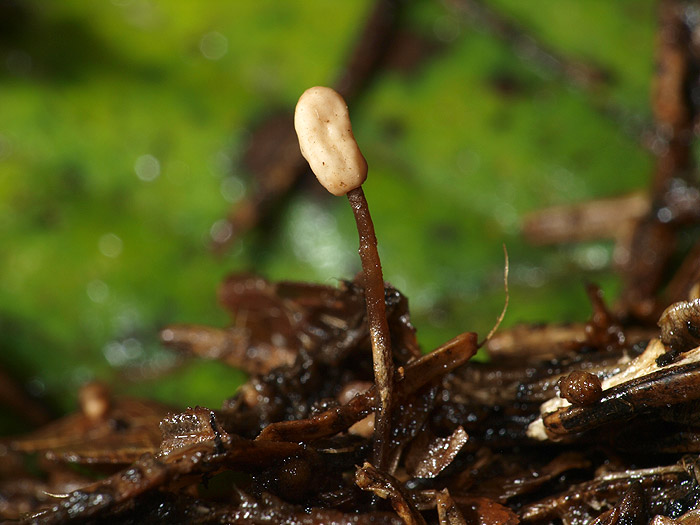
[558,370,602,406]
[295,86,394,471]
[658,298,700,364]
[78,381,112,421]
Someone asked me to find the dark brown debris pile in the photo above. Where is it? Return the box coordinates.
[3,272,700,524]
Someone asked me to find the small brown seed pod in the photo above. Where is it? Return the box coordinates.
[558,370,603,406]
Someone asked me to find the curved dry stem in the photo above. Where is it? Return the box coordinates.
[480,244,510,347]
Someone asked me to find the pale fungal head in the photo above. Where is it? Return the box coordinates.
[79,381,111,421]
[294,86,368,196]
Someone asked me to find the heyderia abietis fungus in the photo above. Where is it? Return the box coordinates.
[294,86,368,196]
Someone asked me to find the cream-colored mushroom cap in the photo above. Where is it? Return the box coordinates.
[294,86,368,196]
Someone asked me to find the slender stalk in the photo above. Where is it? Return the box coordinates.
[347,186,394,471]
[294,85,395,470]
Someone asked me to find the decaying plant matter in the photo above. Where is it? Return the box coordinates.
[7,1,700,523]
[7,264,700,523]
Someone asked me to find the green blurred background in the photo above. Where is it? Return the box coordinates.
[0,1,654,428]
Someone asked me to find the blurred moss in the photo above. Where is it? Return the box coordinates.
[0,1,655,427]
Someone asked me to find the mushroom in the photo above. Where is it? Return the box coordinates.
[294,86,394,470]
[78,381,112,421]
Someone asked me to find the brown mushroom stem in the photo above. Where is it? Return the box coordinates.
[347,186,394,471]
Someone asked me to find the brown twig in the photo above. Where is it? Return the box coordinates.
[442,0,658,150]
[522,192,649,245]
[443,0,611,91]
[618,0,700,321]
